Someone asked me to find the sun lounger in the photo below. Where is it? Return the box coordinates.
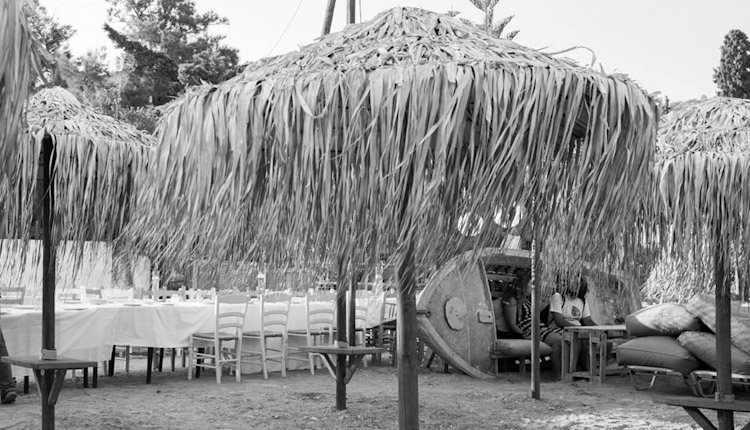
[691,369,750,398]
[625,365,700,397]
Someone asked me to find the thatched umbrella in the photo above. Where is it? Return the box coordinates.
[0,0,41,225]
[4,87,154,430]
[131,8,656,429]
[655,96,750,429]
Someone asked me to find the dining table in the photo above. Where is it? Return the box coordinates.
[561,324,628,383]
[0,294,387,379]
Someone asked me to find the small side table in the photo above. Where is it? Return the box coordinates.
[297,345,386,411]
[561,325,627,383]
[2,355,98,430]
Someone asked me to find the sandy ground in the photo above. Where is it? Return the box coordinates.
[2,352,749,430]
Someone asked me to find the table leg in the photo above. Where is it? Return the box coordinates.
[109,346,116,376]
[588,334,597,382]
[598,332,608,383]
[569,331,580,381]
[146,348,154,384]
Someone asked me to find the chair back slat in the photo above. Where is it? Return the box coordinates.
[260,293,292,335]
[215,293,249,334]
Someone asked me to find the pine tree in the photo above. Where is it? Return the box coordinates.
[713,29,750,98]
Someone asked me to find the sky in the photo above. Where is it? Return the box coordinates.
[38,0,750,102]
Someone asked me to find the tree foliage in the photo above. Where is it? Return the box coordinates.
[26,3,75,87]
[104,23,180,106]
[451,0,518,40]
[713,29,750,98]
[105,0,239,106]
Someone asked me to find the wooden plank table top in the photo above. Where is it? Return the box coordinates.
[653,395,750,430]
[563,325,627,333]
[2,355,97,370]
[297,345,386,356]
[298,346,385,384]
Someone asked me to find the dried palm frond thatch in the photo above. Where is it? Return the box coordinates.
[655,97,750,270]
[5,87,155,246]
[129,7,657,280]
[0,0,42,226]
[653,96,750,407]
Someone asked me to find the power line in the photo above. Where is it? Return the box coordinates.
[268,0,304,56]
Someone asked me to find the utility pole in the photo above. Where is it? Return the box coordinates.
[322,0,336,36]
[346,0,355,24]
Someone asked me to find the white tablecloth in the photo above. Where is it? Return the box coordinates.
[1,298,383,377]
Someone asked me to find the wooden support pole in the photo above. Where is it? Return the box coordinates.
[321,0,336,36]
[397,238,419,430]
[38,135,56,429]
[530,214,541,399]
[348,274,356,347]
[714,236,735,430]
[336,273,348,410]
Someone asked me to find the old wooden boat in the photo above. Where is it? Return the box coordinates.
[416,247,531,379]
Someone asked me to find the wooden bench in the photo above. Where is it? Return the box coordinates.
[653,395,750,430]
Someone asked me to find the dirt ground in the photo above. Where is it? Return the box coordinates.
[2,353,748,430]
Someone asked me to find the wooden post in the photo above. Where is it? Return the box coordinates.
[348,273,357,346]
[321,0,336,36]
[335,272,348,410]
[714,236,735,430]
[38,135,56,430]
[346,0,355,24]
[397,237,419,430]
[530,214,541,399]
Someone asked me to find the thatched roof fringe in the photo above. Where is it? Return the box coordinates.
[4,88,155,247]
[129,8,656,278]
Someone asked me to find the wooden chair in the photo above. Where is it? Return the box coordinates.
[187,293,248,384]
[0,287,25,305]
[242,292,292,379]
[79,286,103,302]
[287,293,336,376]
[373,291,398,366]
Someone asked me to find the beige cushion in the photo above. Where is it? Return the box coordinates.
[625,303,701,337]
[616,336,701,374]
[686,294,750,355]
[493,339,552,358]
[677,331,750,375]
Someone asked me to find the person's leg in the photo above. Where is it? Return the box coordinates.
[543,332,563,379]
[0,326,16,404]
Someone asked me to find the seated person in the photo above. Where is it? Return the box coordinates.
[548,277,598,371]
[503,273,564,377]
[491,281,522,339]
[548,277,596,329]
